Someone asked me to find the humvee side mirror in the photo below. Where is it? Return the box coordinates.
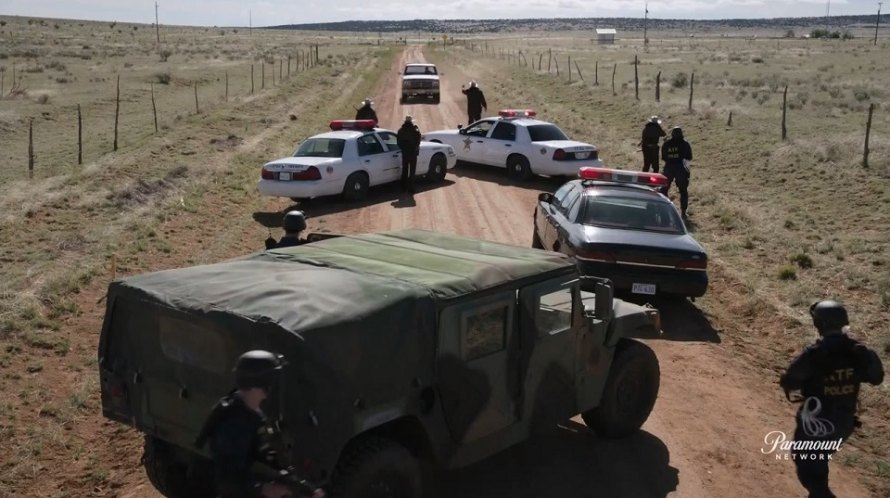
[538,192,554,204]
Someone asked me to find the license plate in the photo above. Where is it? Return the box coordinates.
[575,151,590,160]
[279,172,292,181]
[632,283,656,295]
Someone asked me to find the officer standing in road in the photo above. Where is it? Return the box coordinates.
[266,211,308,250]
[196,351,325,498]
[660,126,693,218]
[397,115,422,193]
[354,98,378,123]
[640,115,666,173]
[780,300,884,498]
[460,81,487,125]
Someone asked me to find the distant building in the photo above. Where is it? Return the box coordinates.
[596,28,617,44]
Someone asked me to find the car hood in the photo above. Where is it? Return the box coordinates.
[264,156,340,169]
[423,130,461,139]
[536,140,596,151]
[402,75,440,81]
[582,225,705,253]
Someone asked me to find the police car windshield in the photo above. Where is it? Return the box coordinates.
[294,138,345,158]
[527,124,569,142]
[582,196,685,234]
[404,66,437,75]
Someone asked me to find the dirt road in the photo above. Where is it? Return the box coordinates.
[108,46,874,497]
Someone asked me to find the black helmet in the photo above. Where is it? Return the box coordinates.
[283,210,307,232]
[809,300,849,334]
[233,350,283,390]
[671,126,684,139]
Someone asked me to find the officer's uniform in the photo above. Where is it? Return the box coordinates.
[780,303,884,498]
[660,129,693,217]
[641,120,666,173]
[197,391,286,498]
[461,84,487,125]
[355,105,377,123]
[275,235,306,248]
[397,118,422,193]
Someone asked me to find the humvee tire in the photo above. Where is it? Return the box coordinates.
[330,436,422,498]
[143,436,215,498]
[582,339,660,438]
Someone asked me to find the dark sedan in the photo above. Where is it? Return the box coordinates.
[532,168,708,298]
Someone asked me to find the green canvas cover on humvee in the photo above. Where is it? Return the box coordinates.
[99,229,659,495]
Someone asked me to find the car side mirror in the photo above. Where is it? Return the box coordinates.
[538,192,554,204]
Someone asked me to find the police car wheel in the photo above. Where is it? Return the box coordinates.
[426,154,447,183]
[343,172,369,202]
[507,155,532,181]
[330,436,422,498]
[581,339,660,438]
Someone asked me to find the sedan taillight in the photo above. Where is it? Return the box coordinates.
[576,247,616,263]
[261,168,275,180]
[553,149,566,160]
[677,257,707,270]
[293,166,322,181]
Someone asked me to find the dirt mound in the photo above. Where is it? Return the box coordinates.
[108,165,189,208]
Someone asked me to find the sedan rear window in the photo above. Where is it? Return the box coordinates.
[582,196,685,234]
[527,124,569,142]
[294,138,345,158]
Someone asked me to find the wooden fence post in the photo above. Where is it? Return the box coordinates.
[315,44,319,64]
[611,63,617,96]
[781,85,788,140]
[634,55,639,100]
[727,111,733,127]
[656,71,661,101]
[555,56,560,77]
[113,75,120,151]
[194,81,199,114]
[150,82,159,133]
[279,57,283,80]
[595,60,598,86]
[688,71,695,111]
[1,70,4,97]
[538,53,543,71]
[262,63,265,89]
[863,103,874,167]
[568,56,572,82]
[77,104,82,164]
[251,64,255,94]
[225,71,228,102]
[287,56,291,77]
[28,118,34,179]
[548,49,552,73]
[574,61,584,81]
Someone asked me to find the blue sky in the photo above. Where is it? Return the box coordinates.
[0,0,882,27]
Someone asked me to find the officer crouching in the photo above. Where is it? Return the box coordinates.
[196,351,325,498]
[780,300,884,498]
[266,211,308,250]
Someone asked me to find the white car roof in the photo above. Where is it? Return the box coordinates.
[308,128,395,140]
[485,117,552,127]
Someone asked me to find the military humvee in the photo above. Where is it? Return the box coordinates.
[98,229,661,497]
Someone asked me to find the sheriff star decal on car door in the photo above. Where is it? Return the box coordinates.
[463,136,472,150]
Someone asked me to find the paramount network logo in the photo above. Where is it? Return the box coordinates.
[761,397,844,461]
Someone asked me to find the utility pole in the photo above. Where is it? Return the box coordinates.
[876,2,883,46]
[644,2,649,47]
[249,10,252,36]
[154,2,160,44]
[826,0,831,26]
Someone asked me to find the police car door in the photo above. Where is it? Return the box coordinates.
[375,131,404,182]
[459,120,495,164]
[437,290,519,444]
[540,183,577,251]
[356,133,397,185]
[483,121,517,167]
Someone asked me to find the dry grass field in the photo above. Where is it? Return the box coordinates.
[0,15,888,498]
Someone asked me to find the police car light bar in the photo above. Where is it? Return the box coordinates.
[579,167,668,187]
[329,119,377,131]
[498,109,537,118]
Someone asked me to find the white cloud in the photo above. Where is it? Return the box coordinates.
[0,0,870,26]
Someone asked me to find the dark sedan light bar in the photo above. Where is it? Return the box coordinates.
[579,167,668,188]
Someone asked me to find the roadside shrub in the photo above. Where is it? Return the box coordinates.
[158,48,172,62]
[784,29,796,38]
[853,88,870,102]
[778,266,798,280]
[671,72,688,88]
[36,94,49,104]
[0,21,6,27]
[154,71,172,84]
[790,253,814,269]
[45,60,66,71]
[879,276,890,309]
[751,56,765,63]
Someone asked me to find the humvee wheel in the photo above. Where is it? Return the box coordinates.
[582,339,660,438]
[330,436,422,498]
[143,436,215,498]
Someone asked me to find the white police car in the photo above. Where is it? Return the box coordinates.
[422,109,604,180]
[258,120,457,201]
